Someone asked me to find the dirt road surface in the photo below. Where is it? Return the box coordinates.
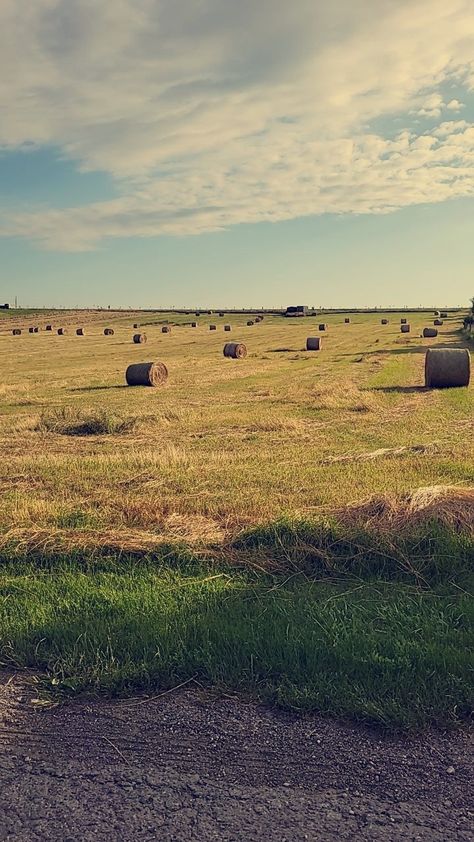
[0,673,472,841]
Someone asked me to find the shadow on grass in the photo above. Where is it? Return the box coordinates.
[69,385,128,393]
[366,385,429,394]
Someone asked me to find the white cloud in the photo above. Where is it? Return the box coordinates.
[1,0,474,250]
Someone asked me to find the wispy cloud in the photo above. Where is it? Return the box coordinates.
[1,0,474,250]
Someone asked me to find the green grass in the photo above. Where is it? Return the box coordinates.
[0,552,472,729]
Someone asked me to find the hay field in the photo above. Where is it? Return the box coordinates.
[0,308,472,726]
[0,308,472,549]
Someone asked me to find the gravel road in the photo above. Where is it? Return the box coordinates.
[0,673,472,841]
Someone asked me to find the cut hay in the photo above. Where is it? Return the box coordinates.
[133,333,147,344]
[306,337,322,351]
[76,328,85,336]
[125,361,168,387]
[57,328,67,335]
[422,327,438,338]
[425,348,470,388]
[320,443,438,465]
[340,486,474,536]
[161,325,171,334]
[400,324,410,333]
[224,342,247,359]
[104,328,114,336]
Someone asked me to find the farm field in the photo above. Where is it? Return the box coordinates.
[0,308,472,727]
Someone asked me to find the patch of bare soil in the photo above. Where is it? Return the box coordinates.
[0,672,472,842]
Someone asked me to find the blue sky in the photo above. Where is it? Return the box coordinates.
[1,1,473,308]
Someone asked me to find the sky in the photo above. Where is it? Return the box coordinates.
[1,0,474,309]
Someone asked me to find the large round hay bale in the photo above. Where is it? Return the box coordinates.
[126,361,168,387]
[76,328,85,336]
[247,320,254,326]
[224,324,231,331]
[319,323,327,331]
[434,319,443,326]
[191,321,197,328]
[344,318,350,324]
[224,342,247,359]
[400,324,410,333]
[425,348,470,388]
[133,333,147,344]
[423,327,438,338]
[209,324,217,330]
[400,318,407,324]
[57,328,67,335]
[381,319,389,325]
[161,325,171,334]
[440,312,448,319]
[46,325,53,331]
[104,328,114,336]
[306,337,322,351]
[12,328,21,335]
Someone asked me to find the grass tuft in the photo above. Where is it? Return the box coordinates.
[36,407,137,436]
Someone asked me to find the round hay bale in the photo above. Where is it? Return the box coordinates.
[306,337,322,351]
[401,318,407,324]
[400,324,410,333]
[45,325,53,331]
[133,323,139,329]
[224,342,247,359]
[344,318,350,324]
[126,361,168,387]
[434,319,443,326]
[104,328,114,336]
[425,348,470,388]
[247,320,254,326]
[434,311,440,317]
[57,328,67,335]
[161,325,171,334]
[133,333,147,344]
[191,321,197,328]
[381,319,389,325]
[318,323,327,331]
[76,328,85,336]
[195,312,200,317]
[12,328,21,335]
[423,327,438,338]
[224,324,232,331]
[28,327,35,333]
[209,324,217,330]
[218,312,225,317]
[440,312,448,319]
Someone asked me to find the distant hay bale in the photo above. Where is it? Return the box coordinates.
[318,323,327,331]
[28,327,35,333]
[381,319,389,324]
[306,337,322,351]
[209,324,217,330]
[400,324,410,333]
[400,318,407,324]
[223,342,247,359]
[161,326,171,333]
[218,312,225,317]
[247,320,254,326]
[224,324,232,331]
[191,321,197,327]
[344,318,350,323]
[133,323,139,329]
[422,327,438,338]
[440,311,448,318]
[434,311,440,317]
[425,348,470,388]
[126,361,168,387]
[57,328,67,335]
[12,328,21,335]
[104,328,114,336]
[195,312,200,316]
[46,325,53,331]
[434,319,443,326]
[76,328,85,336]
[133,333,147,344]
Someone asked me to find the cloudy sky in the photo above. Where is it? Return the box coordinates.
[1,0,473,307]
